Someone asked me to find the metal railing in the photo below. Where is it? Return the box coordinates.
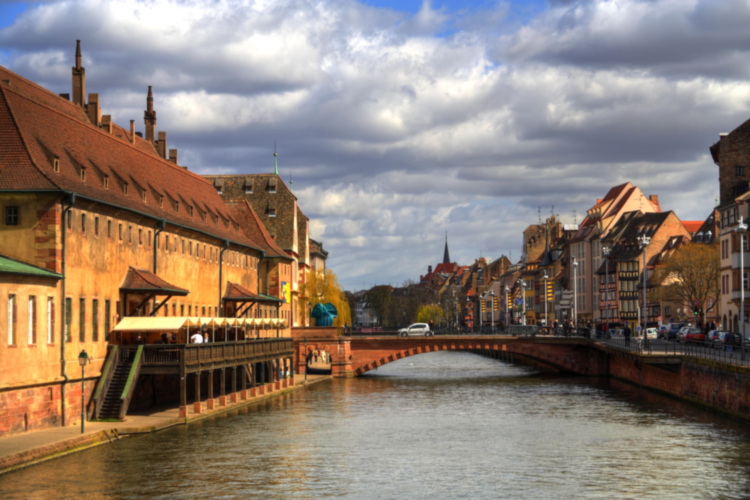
[598,337,750,367]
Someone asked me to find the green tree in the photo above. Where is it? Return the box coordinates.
[365,285,394,327]
[653,242,719,322]
[300,269,351,328]
[416,304,445,325]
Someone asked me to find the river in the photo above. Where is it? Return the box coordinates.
[2,351,750,499]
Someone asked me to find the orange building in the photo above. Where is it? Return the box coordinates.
[0,42,295,435]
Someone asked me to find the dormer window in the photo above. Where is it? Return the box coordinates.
[737,166,745,177]
[215,185,223,195]
[103,175,109,189]
[244,183,252,194]
[140,189,146,202]
[158,196,164,208]
[53,157,60,172]
[188,206,193,217]
[268,208,276,217]
[175,201,179,212]
[123,183,129,195]
[80,166,86,182]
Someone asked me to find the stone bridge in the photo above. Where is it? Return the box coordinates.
[292,328,609,377]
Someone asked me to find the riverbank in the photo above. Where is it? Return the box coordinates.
[0,375,331,476]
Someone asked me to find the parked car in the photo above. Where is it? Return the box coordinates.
[681,326,706,344]
[398,323,433,337]
[645,328,659,339]
[659,323,684,340]
[717,331,741,348]
[707,330,725,345]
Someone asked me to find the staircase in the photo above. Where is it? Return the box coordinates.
[97,359,132,420]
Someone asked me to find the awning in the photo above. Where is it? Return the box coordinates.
[120,267,189,317]
[114,317,197,332]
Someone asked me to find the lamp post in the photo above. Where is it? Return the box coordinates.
[602,246,610,338]
[542,273,549,331]
[505,286,510,327]
[490,290,496,333]
[77,349,89,434]
[572,257,578,329]
[517,279,526,325]
[737,217,748,360]
[639,235,651,342]
[479,293,484,334]
[303,338,308,383]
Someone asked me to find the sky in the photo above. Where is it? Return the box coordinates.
[1,0,749,292]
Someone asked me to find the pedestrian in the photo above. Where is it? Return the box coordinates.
[190,332,203,344]
[624,325,631,346]
[725,331,736,354]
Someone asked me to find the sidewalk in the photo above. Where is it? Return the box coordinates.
[0,375,330,475]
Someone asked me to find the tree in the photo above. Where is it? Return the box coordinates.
[416,304,445,326]
[652,242,719,323]
[365,285,394,327]
[299,269,351,328]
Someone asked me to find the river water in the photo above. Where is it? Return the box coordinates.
[3,351,750,499]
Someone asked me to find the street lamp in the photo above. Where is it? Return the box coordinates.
[505,286,510,328]
[490,290,496,333]
[542,273,549,331]
[572,257,578,329]
[602,246,610,338]
[639,234,651,342]
[77,349,89,434]
[517,279,526,325]
[479,292,484,333]
[737,217,748,360]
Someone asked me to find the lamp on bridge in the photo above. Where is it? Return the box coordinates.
[542,272,548,331]
[638,234,651,342]
[517,279,526,326]
[736,217,747,361]
[602,246,610,337]
[489,290,496,334]
[572,258,578,328]
[505,286,510,328]
[78,349,89,434]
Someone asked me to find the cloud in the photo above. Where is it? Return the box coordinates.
[0,0,746,290]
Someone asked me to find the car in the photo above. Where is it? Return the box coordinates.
[659,323,683,340]
[707,330,725,345]
[398,323,433,337]
[681,327,706,344]
[676,325,700,342]
[717,331,741,348]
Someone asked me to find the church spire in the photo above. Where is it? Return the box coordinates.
[273,141,279,175]
[443,231,451,264]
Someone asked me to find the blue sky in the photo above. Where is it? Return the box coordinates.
[1,0,748,291]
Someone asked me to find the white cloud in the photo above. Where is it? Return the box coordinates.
[0,0,746,290]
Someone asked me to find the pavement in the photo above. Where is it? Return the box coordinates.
[0,375,331,475]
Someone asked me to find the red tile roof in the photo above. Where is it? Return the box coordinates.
[120,267,189,295]
[0,65,269,254]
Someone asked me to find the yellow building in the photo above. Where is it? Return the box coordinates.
[0,42,295,435]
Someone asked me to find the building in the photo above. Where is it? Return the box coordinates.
[0,42,295,435]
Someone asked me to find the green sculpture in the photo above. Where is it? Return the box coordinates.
[311,302,337,327]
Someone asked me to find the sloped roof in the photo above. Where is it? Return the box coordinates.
[225,199,290,260]
[0,65,265,253]
[0,255,62,279]
[120,267,189,295]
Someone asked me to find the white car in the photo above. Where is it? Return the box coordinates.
[398,323,433,337]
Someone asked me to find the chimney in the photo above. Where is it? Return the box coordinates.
[71,40,86,108]
[169,149,178,164]
[130,120,136,143]
[87,93,100,126]
[157,131,167,159]
[649,195,659,204]
[428,265,433,274]
[144,86,156,144]
[101,115,112,134]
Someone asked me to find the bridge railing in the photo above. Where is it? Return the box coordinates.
[600,337,750,367]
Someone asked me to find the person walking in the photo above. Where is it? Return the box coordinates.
[624,324,631,346]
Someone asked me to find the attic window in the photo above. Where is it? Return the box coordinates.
[158,196,164,208]
[175,201,180,213]
[268,207,276,217]
[53,157,60,172]
[123,183,129,195]
[214,215,218,224]
[103,175,109,189]
[244,183,252,194]
[188,205,194,217]
[737,166,745,177]
[140,189,146,202]
[215,185,223,195]
[80,166,86,182]
[267,180,277,193]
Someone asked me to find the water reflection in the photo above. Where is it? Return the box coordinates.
[3,351,750,499]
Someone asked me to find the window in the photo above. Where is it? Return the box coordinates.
[103,175,109,189]
[123,183,129,195]
[79,298,85,342]
[94,216,99,236]
[5,206,19,226]
[65,298,72,342]
[268,208,276,217]
[28,296,36,344]
[92,299,99,342]
[128,225,132,244]
[744,272,749,292]
[81,213,86,233]
[8,294,16,345]
[104,300,111,336]
[118,223,123,241]
[53,157,60,172]
[107,219,112,238]
[80,166,86,182]
[47,297,55,344]
[737,166,745,177]
[138,228,143,245]
[244,183,252,194]
[67,212,72,230]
